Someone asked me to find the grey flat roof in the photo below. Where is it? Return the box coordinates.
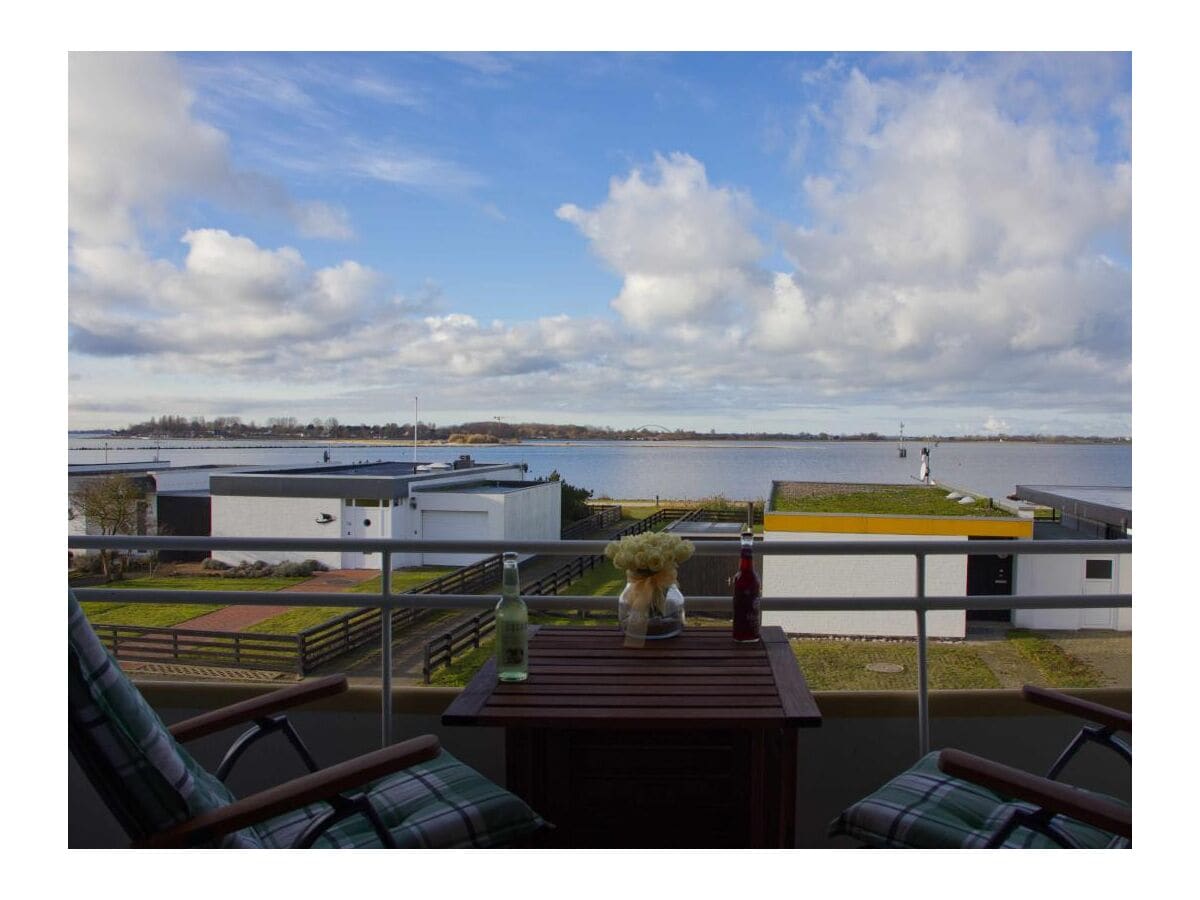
[415,480,540,495]
[1014,485,1131,529]
[211,462,526,500]
[252,461,426,477]
[665,521,746,536]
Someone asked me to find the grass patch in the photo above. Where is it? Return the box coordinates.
[244,607,355,634]
[791,639,1002,690]
[567,560,628,597]
[86,604,226,628]
[108,576,306,592]
[1005,630,1103,688]
[771,483,1014,517]
[350,566,456,594]
[83,575,305,628]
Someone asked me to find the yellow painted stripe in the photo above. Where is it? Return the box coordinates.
[764,512,1033,538]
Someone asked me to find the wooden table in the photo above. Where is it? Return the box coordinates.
[442,625,822,848]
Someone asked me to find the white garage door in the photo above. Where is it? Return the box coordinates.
[420,510,490,565]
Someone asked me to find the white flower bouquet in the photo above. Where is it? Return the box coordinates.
[605,531,694,641]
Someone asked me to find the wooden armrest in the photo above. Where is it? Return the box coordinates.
[1022,685,1131,733]
[136,734,441,848]
[938,748,1131,839]
[168,675,349,743]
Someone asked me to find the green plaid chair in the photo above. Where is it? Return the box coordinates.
[830,686,1131,849]
[69,592,546,848]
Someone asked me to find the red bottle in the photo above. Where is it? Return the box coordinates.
[732,529,761,642]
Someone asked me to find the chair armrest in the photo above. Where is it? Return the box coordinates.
[135,734,442,848]
[938,748,1131,839]
[168,675,349,743]
[1022,685,1131,733]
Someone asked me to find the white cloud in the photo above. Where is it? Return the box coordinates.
[557,153,764,329]
[69,52,353,245]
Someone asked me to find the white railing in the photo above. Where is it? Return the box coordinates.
[69,534,1132,757]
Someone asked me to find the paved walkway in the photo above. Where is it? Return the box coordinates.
[173,569,378,632]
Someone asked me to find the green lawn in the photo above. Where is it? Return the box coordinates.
[81,575,305,628]
[1005,630,1103,688]
[567,560,627,597]
[244,607,354,634]
[349,566,456,594]
[771,483,1014,518]
[791,639,1002,690]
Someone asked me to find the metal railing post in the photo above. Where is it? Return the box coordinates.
[915,553,930,757]
[381,551,392,748]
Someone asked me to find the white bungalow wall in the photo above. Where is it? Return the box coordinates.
[761,531,967,638]
[1013,552,1132,631]
[211,495,346,569]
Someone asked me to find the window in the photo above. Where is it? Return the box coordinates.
[1085,559,1113,580]
[351,498,381,507]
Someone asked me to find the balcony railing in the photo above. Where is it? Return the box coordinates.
[69,534,1132,760]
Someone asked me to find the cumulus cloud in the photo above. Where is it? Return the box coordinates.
[553,64,1130,422]
[69,227,610,389]
[557,153,764,329]
[69,52,353,244]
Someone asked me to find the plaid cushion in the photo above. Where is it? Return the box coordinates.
[830,751,1128,849]
[70,591,543,849]
[68,592,257,847]
[252,749,545,848]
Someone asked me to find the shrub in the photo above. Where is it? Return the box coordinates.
[72,554,105,575]
[272,559,326,577]
[202,558,231,570]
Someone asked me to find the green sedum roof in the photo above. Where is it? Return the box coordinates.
[770,482,1016,518]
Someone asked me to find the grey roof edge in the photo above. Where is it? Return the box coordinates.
[1014,485,1132,529]
[211,462,526,500]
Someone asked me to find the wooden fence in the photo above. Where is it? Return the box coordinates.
[91,622,303,673]
[560,504,621,538]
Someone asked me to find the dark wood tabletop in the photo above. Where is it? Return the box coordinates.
[442,624,822,729]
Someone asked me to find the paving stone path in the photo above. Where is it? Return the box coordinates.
[173,569,378,632]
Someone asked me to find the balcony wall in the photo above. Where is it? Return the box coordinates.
[68,681,1131,849]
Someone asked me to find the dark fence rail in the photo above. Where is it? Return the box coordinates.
[560,504,621,538]
[92,561,499,675]
[421,610,498,683]
[92,623,302,673]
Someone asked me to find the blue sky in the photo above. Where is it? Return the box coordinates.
[68,51,1132,435]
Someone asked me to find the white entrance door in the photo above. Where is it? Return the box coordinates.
[342,503,380,569]
[1081,559,1117,629]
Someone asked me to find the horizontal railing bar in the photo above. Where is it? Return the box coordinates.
[67,535,1131,556]
[72,587,1130,612]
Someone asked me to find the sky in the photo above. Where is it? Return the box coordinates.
[67,51,1132,436]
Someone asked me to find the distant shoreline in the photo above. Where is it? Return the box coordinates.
[69,435,1131,448]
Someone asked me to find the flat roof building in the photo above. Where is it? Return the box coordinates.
[763,481,1032,638]
[210,457,560,569]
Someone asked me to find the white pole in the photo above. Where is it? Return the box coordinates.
[413,396,418,463]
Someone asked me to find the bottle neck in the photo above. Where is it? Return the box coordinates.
[501,561,519,598]
[739,536,754,570]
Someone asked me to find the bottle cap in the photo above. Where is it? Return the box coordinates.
[503,551,518,562]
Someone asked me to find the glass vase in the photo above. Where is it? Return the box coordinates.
[618,575,685,640]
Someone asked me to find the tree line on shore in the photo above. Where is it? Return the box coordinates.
[111,415,1129,444]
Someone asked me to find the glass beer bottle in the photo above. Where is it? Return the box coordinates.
[495,552,528,681]
[732,529,761,642]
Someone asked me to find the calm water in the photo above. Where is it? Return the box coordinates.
[68,438,1131,502]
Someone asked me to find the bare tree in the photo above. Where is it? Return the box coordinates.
[70,475,145,579]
